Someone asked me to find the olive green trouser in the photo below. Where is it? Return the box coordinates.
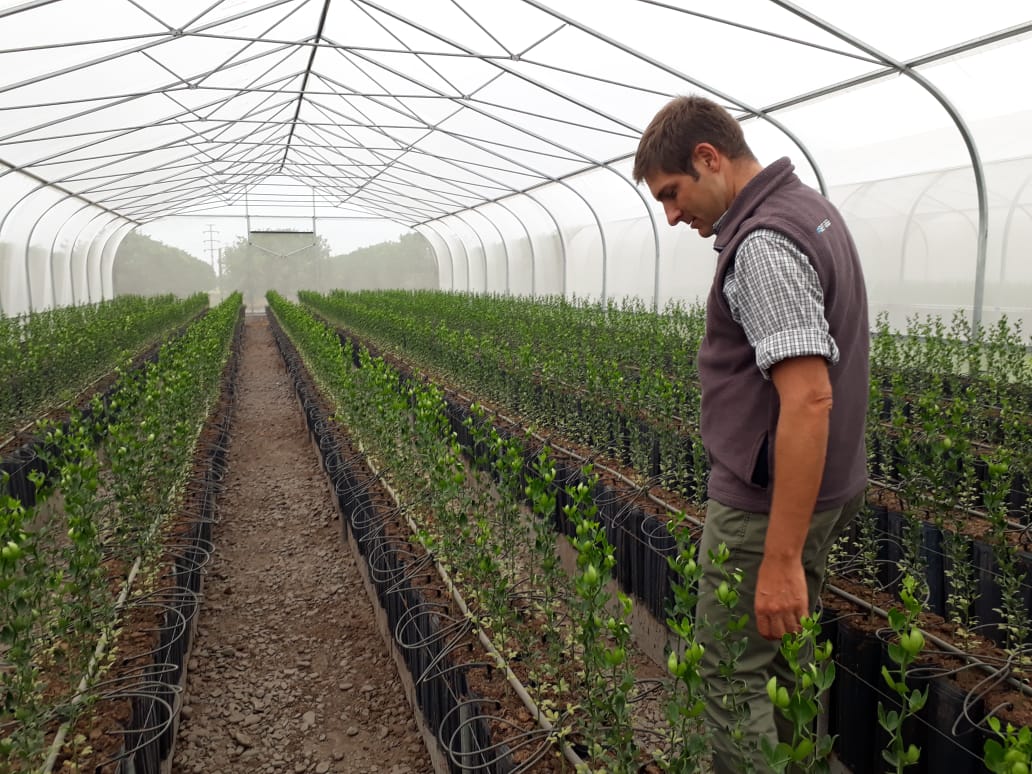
[697,491,864,774]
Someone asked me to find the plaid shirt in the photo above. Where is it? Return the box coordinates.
[716,225,840,379]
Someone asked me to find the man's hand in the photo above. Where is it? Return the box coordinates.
[755,555,807,640]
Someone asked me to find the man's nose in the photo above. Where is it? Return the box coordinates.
[664,203,681,227]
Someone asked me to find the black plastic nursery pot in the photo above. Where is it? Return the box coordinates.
[270,312,530,774]
[319,315,1032,774]
[0,442,46,507]
[921,521,947,618]
[68,318,243,774]
[971,539,1032,648]
[832,613,885,774]
[913,670,988,774]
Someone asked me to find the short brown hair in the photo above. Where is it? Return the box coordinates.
[633,95,755,183]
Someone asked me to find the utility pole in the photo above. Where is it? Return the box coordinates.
[203,224,220,301]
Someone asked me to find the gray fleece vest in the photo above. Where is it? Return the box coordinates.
[697,157,869,513]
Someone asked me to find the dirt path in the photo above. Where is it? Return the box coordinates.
[171,315,432,774]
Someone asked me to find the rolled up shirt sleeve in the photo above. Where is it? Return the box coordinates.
[723,228,839,379]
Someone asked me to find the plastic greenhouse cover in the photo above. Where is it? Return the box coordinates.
[0,0,1030,322]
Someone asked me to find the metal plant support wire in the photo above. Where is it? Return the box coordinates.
[268,308,594,771]
[331,316,1032,744]
[2,2,1031,317]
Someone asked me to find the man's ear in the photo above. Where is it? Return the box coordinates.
[694,143,719,172]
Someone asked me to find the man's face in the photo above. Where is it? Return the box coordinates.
[646,166,723,238]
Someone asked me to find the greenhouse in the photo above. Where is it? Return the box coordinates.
[2,1,1032,773]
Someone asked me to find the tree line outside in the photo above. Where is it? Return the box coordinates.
[113,230,438,305]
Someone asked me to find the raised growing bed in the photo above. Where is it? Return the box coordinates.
[320,310,1032,774]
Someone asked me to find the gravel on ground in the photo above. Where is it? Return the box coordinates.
[171,315,433,774]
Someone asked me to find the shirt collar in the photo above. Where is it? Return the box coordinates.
[712,209,728,236]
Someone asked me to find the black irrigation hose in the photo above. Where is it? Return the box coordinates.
[395,602,477,688]
[268,308,595,773]
[440,698,553,773]
[818,606,994,769]
[69,314,243,774]
[92,692,176,769]
[827,583,1032,702]
[324,317,1032,765]
[868,474,1031,538]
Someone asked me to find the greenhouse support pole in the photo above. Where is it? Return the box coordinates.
[999,171,1032,284]
[47,202,91,308]
[524,192,567,297]
[0,185,53,314]
[898,170,950,283]
[536,180,605,304]
[86,214,120,303]
[494,200,535,297]
[589,197,608,308]
[419,230,443,291]
[68,211,110,305]
[770,0,989,334]
[419,222,457,292]
[452,212,489,293]
[27,194,105,310]
[100,221,136,300]
[463,208,509,295]
[446,222,472,292]
[608,166,663,312]
[23,196,68,312]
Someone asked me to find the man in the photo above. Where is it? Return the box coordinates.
[633,95,868,772]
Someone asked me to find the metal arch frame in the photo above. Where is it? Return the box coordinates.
[446,213,486,292]
[451,210,495,294]
[413,224,448,291]
[48,201,93,308]
[336,2,800,304]
[514,0,830,197]
[437,220,472,292]
[0,13,311,177]
[0,170,137,313]
[312,42,594,225]
[424,230,443,289]
[328,17,627,306]
[4,6,1023,223]
[9,190,51,313]
[519,191,567,297]
[609,165,663,313]
[23,192,80,312]
[306,65,580,296]
[0,74,300,259]
[488,199,534,297]
[898,170,950,283]
[769,0,990,331]
[0,2,1028,314]
[350,0,673,294]
[87,213,124,303]
[417,221,457,292]
[471,204,517,296]
[99,220,138,299]
[68,211,116,304]
[1001,169,1032,285]
[22,192,133,311]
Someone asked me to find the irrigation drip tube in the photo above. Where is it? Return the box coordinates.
[266,309,588,773]
[453,383,1032,701]
[326,319,1032,754]
[37,311,242,774]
